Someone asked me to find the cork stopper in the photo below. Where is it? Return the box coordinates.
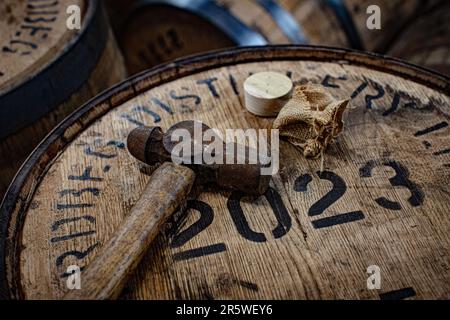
[244,71,293,117]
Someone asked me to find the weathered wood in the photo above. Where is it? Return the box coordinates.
[113,0,252,74]
[388,1,450,76]
[107,0,426,74]
[63,162,196,300]
[0,0,127,199]
[0,46,449,300]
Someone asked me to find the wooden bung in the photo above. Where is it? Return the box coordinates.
[0,0,127,199]
[244,71,293,117]
[0,46,448,300]
[105,0,428,74]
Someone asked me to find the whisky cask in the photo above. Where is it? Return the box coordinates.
[0,46,448,300]
[109,0,266,74]
[108,0,425,74]
[0,0,127,199]
[223,0,425,51]
[388,1,450,76]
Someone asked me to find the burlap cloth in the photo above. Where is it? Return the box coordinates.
[273,83,349,158]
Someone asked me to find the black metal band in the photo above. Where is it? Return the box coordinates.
[257,0,308,44]
[0,0,109,139]
[324,0,363,50]
[136,0,267,46]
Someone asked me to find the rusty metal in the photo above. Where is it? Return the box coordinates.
[127,120,271,195]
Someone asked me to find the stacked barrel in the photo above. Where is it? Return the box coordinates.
[0,0,127,197]
[104,0,448,75]
[388,0,450,75]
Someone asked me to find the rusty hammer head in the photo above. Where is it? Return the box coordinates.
[127,120,271,195]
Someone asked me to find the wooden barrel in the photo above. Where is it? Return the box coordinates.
[222,0,426,51]
[109,0,266,74]
[1,46,449,300]
[0,0,127,199]
[108,0,426,74]
[388,1,450,76]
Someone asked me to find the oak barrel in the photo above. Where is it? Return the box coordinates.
[0,0,127,199]
[388,1,450,76]
[0,46,449,300]
[107,0,426,74]
[108,0,266,74]
[221,0,425,51]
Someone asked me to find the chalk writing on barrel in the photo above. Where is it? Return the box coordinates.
[170,200,227,261]
[51,216,96,232]
[229,74,239,95]
[414,122,448,137]
[82,139,125,159]
[139,28,183,65]
[294,171,365,229]
[197,77,220,98]
[359,160,424,210]
[227,187,292,242]
[59,188,101,197]
[57,243,99,277]
[52,163,108,277]
[170,188,292,261]
[379,287,416,300]
[50,72,436,275]
[169,89,202,113]
[2,0,59,56]
[382,91,416,116]
[68,166,103,181]
[350,78,385,110]
[321,74,347,88]
[151,97,174,115]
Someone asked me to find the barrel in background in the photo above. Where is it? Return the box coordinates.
[388,1,450,76]
[220,0,444,51]
[278,0,427,51]
[106,0,266,75]
[105,0,429,75]
[117,2,250,74]
[0,0,127,199]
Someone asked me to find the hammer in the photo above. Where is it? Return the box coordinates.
[64,120,271,299]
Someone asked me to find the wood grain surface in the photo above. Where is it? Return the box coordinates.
[388,1,450,75]
[109,0,428,74]
[63,162,196,300]
[0,0,85,91]
[0,0,127,199]
[117,3,236,74]
[0,46,449,300]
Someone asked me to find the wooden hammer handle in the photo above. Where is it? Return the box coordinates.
[63,162,196,300]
